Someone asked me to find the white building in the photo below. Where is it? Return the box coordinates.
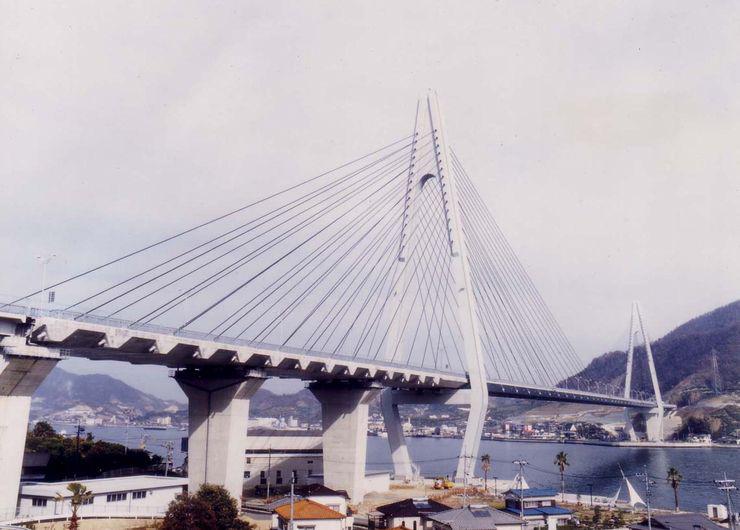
[17,476,187,518]
[244,430,323,493]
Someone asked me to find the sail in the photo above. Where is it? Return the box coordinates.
[624,477,646,508]
[609,485,622,507]
[513,472,530,490]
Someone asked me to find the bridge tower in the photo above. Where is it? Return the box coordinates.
[380,91,488,482]
[623,301,665,442]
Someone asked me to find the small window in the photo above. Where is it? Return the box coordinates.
[32,498,48,507]
[244,471,251,478]
[308,469,313,476]
[260,471,266,485]
[82,497,94,505]
[132,490,147,500]
[276,470,283,485]
[246,457,252,464]
[106,493,127,503]
[307,460,314,464]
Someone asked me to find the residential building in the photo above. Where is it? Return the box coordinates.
[427,505,524,530]
[274,499,349,530]
[17,476,187,518]
[628,513,727,530]
[503,488,572,530]
[264,484,352,529]
[373,498,451,530]
[244,429,323,495]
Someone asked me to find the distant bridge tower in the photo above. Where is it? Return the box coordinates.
[623,301,665,441]
[710,348,722,394]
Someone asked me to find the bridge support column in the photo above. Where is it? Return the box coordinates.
[175,368,264,503]
[380,388,413,481]
[0,345,59,521]
[645,406,665,442]
[309,382,381,502]
[623,408,639,441]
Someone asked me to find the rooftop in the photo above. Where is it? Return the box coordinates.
[274,499,345,520]
[376,497,451,517]
[20,475,188,497]
[503,506,572,518]
[428,506,523,530]
[504,488,558,499]
[294,483,349,499]
[629,513,727,530]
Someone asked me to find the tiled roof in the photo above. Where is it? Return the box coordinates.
[275,499,345,520]
[629,513,727,530]
[428,506,523,530]
[504,506,572,518]
[504,488,558,499]
[377,498,451,517]
[294,483,349,499]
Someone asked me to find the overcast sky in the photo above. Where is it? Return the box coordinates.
[2,2,738,400]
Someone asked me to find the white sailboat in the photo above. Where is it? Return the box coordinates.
[609,466,646,509]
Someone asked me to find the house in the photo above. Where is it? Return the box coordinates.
[628,513,727,530]
[266,484,353,529]
[274,499,350,530]
[503,488,572,530]
[374,497,452,530]
[17,475,187,518]
[427,505,524,530]
[294,484,350,516]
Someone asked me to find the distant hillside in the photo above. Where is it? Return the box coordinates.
[31,367,186,422]
[571,299,740,438]
[575,300,740,400]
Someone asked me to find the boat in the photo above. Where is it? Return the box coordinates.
[143,425,168,431]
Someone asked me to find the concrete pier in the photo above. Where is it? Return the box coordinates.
[175,368,264,502]
[0,341,59,520]
[379,388,413,481]
[310,382,380,502]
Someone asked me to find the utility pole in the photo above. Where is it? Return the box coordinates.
[289,481,295,530]
[637,466,655,530]
[266,446,272,499]
[36,253,56,311]
[513,459,528,520]
[710,349,722,395]
[162,441,174,477]
[74,421,84,479]
[588,483,593,507]
[715,473,737,530]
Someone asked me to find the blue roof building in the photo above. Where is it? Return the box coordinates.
[502,488,573,530]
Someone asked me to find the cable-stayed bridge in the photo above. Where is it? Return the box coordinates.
[0,93,670,513]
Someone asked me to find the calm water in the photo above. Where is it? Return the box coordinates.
[368,437,739,512]
[60,424,737,512]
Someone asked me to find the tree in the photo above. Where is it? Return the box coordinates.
[161,493,218,530]
[195,484,251,530]
[480,454,491,492]
[55,482,93,530]
[162,484,252,530]
[554,451,569,501]
[666,467,683,512]
[593,505,602,528]
[32,421,57,438]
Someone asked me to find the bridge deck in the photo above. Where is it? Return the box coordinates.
[0,307,662,409]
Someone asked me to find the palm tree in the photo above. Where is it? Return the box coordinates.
[55,482,93,530]
[554,451,569,501]
[480,454,492,492]
[667,467,683,512]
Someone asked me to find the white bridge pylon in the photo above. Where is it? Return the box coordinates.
[381,92,487,481]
